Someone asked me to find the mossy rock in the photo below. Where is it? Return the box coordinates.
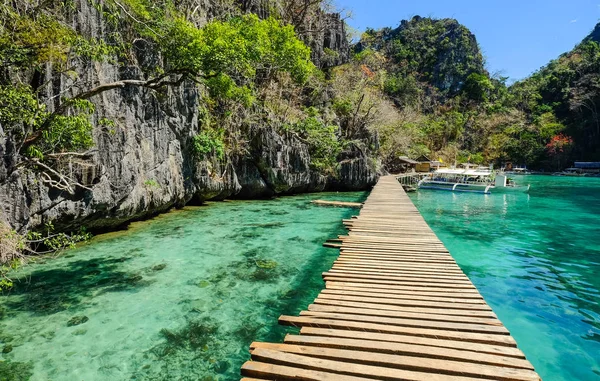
[255,259,278,270]
[67,315,89,327]
[151,264,167,272]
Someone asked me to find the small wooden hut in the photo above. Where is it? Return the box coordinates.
[387,156,418,174]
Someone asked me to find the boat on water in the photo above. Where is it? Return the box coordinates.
[505,166,531,175]
[553,168,588,177]
[418,167,530,194]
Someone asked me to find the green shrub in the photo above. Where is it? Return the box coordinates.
[193,130,225,160]
[285,117,341,175]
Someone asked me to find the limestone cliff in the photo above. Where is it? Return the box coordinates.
[0,0,377,234]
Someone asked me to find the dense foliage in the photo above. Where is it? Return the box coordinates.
[511,32,600,164]
[0,0,333,263]
[0,0,373,265]
[357,16,600,170]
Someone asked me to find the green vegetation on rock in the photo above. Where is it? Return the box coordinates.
[355,16,600,169]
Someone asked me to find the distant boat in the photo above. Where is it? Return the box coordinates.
[418,167,530,194]
[553,168,588,177]
[506,166,531,175]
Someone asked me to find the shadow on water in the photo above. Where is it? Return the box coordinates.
[3,255,155,315]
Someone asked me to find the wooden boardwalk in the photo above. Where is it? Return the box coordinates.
[241,176,541,381]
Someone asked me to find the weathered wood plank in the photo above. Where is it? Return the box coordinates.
[299,327,527,358]
[250,348,497,381]
[313,297,498,318]
[241,361,374,381]
[282,335,534,369]
[298,310,509,334]
[325,281,481,294]
[320,289,487,304]
[307,303,500,325]
[322,276,479,290]
[324,284,484,299]
[312,200,363,208]
[279,316,517,346]
[250,343,540,381]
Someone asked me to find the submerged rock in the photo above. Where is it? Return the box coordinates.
[67,316,89,327]
[151,264,167,272]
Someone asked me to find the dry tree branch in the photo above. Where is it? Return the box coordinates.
[27,158,93,194]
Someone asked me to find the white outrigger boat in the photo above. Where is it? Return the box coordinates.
[418,167,530,194]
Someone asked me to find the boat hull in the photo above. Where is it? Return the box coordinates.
[418,182,530,194]
[418,182,492,194]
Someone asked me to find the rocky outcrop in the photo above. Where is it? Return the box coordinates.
[305,12,351,68]
[356,16,486,96]
[233,127,329,198]
[584,22,600,43]
[0,1,377,234]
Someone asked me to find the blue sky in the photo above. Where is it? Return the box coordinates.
[335,0,600,82]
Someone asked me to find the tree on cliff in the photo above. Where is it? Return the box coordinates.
[0,0,319,268]
[0,1,314,194]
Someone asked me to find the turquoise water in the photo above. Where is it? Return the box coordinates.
[0,192,366,381]
[410,175,600,381]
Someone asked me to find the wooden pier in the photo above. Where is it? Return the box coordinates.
[241,176,541,381]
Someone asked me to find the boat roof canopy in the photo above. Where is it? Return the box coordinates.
[434,168,492,176]
[574,162,600,169]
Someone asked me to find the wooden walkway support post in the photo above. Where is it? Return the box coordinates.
[241,176,541,381]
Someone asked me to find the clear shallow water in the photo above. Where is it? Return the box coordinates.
[410,175,600,381]
[0,192,366,381]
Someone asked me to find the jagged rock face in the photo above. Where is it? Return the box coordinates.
[393,17,485,94]
[0,1,377,233]
[234,127,328,198]
[306,12,350,68]
[357,16,485,96]
[584,22,600,43]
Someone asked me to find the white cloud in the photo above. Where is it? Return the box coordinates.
[570,19,578,23]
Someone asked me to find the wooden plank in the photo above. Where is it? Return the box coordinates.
[320,289,487,305]
[328,267,470,281]
[299,328,526,358]
[338,255,456,264]
[323,272,476,287]
[251,343,540,381]
[307,304,501,326]
[250,348,496,381]
[279,316,517,347]
[338,252,454,260]
[241,361,374,381]
[298,311,509,334]
[335,258,463,270]
[282,335,534,369]
[325,281,481,294]
[332,264,465,275]
[325,284,484,299]
[323,276,479,290]
[340,248,449,256]
[312,200,363,208]
[312,298,498,318]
